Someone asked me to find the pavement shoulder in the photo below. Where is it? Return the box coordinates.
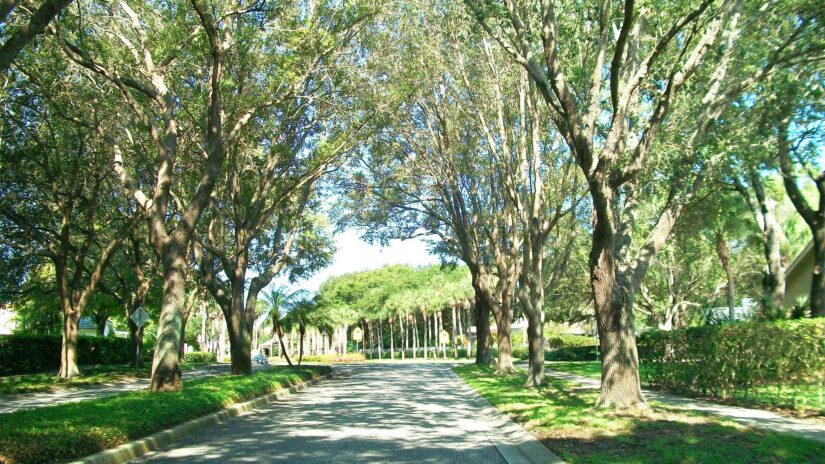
[449,368,564,464]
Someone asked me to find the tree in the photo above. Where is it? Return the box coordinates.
[465,0,822,407]
[0,67,132,377]
[0,0,72,72]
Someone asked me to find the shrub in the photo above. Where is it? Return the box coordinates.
[0,334,130,375]
[512,336,599,361]
[546,346,600,361]
[183,351,216,364]
[547,334,598,348]
[637,319,825,407]
[299,353,365,363]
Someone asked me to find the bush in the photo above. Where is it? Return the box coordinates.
[299,353,365,363]
[545,346,599,361]
[0,366,330,464]
[0,334,131,375]
[183,351,216,364]
[547,334,598,348]
[512,335,599,361]
[637,319,825,405]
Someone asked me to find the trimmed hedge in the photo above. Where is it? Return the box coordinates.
[0,366,330,464]
[183,351,216,364]
[637,319,825,407]
[547,334,598,348]
[0,334,131,375]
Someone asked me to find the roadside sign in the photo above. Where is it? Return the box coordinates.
[352,327,363,342]
[130,306,149,328]
[439,330,450,344]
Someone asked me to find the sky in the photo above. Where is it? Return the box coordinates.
[272,229,440,293]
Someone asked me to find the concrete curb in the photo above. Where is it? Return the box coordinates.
[70,372,332,464]
[448,368,565,464]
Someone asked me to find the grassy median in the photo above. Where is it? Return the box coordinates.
[454,364,825,464]
[0,365,330,464]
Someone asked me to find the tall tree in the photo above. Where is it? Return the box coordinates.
[465,0,822,407]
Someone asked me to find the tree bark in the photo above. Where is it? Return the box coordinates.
[812,233,825,318]
[58,309,80,378]
[590,183,646,408]
[0,0,72,72]
[474,290,492,365]
[525,309,545,387]
[715,232,737,322]
[150,246,187,392]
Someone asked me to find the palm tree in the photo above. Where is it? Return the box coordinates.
[261,286,308,367]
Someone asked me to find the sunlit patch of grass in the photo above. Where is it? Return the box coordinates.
[0,366,330,464]
[0,362,214,395]
[453,364,825,464]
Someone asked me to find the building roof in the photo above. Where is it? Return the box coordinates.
[786,240,814,278]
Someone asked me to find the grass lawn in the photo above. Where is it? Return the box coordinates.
[546,361,825,417]
[454,364,825,464]
[0,365,329,464]
[0,362,213,395]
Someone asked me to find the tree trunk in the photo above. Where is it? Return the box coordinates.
[525,309,545,387]
[58,309,80,378]
[389,318,395,360]
[274,316,293,366]
[590,203,646,408]
[402,314,407,360]
[422,309,428,359]
[715,232,737,322]
[749,174,786,310]
[493,309,515,374]
[96,317,106,337]
[128,318,144,369]
[412,313,418,359]
[150,245,188,392]
[451,305,458,358]
[474,290,492,365]
[812,233,825,318]
[297,325,305,366]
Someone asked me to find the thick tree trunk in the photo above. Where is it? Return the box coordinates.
[749,175,786,310]
[525,309,545,387]
[590,204,646,408]
[493,310,515,374]
[58,309,80,378]
[804,240,825,316]
[715,232,737,322]
[96,317,106,337]
[150,247,187,392]
[474,291,492,365]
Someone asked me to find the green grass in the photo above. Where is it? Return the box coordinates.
[0,365,329,464]
[546,361,601,379]
[454,364,825,464]
[0,362,213,395]
[546,361,825,417]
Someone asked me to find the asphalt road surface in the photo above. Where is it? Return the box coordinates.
[131,363,508,464]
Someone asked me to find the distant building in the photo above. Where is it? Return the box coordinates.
[706,298,757,322]
[784,240,814,308]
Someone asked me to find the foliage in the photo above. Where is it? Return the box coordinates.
[0,334,130,375]
[182,352,216,364]
[638,319,825,413]
[0,366,329,464]
[299,353,365,363]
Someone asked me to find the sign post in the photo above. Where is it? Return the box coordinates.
[352,327,363,354]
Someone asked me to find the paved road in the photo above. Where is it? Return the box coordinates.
[132,363,509,464]
[0,364,259,413]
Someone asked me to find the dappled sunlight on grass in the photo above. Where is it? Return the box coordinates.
[454,364,825,464]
